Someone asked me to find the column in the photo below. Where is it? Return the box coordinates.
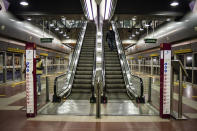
[151,57,153,75]
[45,56,48,75]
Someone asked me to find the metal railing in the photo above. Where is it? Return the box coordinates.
[90,34,97,103]
[111,21,145,103]
[53,22,87,102]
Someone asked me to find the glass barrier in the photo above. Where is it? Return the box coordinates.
[37,75,48,109]
[142,76,160,110]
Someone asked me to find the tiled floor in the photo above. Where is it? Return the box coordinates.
[0,110,197,131]
[0,72,197,131]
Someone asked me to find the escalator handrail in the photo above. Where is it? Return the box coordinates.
[102,28,106,97]
[112,21,144,99]
[53,22,87,99]
[91,34,97,94]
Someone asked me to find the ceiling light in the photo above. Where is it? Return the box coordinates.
[50,23,54,27]
[132,17,136,21]
[27,18,31,21]
[140,28,144,31]
[170,1,179,7]
[55,27,59,31]
[60,31,63,34]
[63,33,67,37]
[136,31,139,35]
[132,34,135,37]
[66,36,70,39]
[166,18,171,21]
[20,0,29,6]
[105,0,112,20]
[85,0,94,20]
[129,36,132,39]
[145,24,150,27]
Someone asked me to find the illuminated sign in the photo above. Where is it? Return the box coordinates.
[144,39,157,43]
[40,38,53,43]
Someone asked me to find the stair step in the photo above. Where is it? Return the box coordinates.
[106,71,122,75]
[77,64,93,67]
[78,60,93,64]
[77,67,93,71]
[106,84,126,89]
[72,84,92,89]
[105,67,121,71]
[106,75,123,79]
[76,71,92,75]
[75,75,92,79]
[105,64,121,67]
[106,79,125,84]
[73,79,92,84]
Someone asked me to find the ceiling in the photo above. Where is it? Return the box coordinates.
[5,0,195,47]
[115,0,191,16]
[7,0,84,15]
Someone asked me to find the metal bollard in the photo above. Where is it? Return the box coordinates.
[178,67,183,118]
[96,81,101,118]
[46,76,50,102]
[148,77,152,102]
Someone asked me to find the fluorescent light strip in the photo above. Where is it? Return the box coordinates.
[85,0,93,20]
[105,0,112,20]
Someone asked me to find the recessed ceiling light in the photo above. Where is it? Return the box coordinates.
[166,18,171,21]
[132,17,136,21]
[20,1,29,6]
[27,18,31,21]
[50,23,54,27]
[140,28,144,31]
[170,1,179,7]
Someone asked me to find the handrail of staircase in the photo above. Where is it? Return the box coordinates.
[111,21,145,103]
[90,32,97,103]
[53,21,87,102]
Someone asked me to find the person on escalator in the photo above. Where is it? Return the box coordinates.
[106,26,115,51]
[36,55,44,96]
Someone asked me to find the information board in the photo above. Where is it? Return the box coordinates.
[26,43,37,117]
[160,43,171,118]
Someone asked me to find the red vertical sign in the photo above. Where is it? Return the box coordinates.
[26,43,37,117]
[160,43,171,118]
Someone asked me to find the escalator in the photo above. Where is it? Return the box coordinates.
[103,25,129,100]
[69,23,96,99]
[39,22,96,115]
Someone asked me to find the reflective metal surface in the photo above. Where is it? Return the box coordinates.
[39,99,158,116]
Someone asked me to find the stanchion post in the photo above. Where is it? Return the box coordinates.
[170,67,174,116]
[46,76,50,102]
[148,77,152,102]
[96,81,101,119]
[178,67,183,118]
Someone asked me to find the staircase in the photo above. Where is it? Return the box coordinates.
[72,23,96,92]
[103,25,126,93]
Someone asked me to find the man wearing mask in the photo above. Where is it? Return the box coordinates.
[106,26,115,51]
